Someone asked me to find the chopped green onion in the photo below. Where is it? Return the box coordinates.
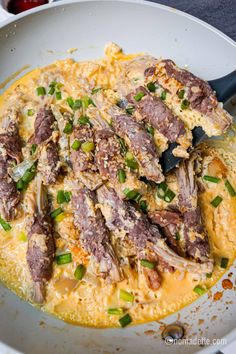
[107,308,124,316]
[73,99,82,110]
[119,289,134,302]
[147,82,156,92]
[67,97,74,109]
[140,200,148,213]
[81,141,95,153]
[140,259,155,269]
[16,179,26,191]
[117,137,127,155]
[74,264,86,280]
[178,89,185,99]
[0,217,11,231]
[64,191,72,203]
[27,109,34,116]
[125,152,134,160]
[126,106,135,115]
[119,313,132,328]
[82,96,96,109]
[51,207,63,219]
[211,195,223,208]
[55,91,62,100]
[56,253,72,265]
[175,232,180,241]
[57,191,71,204]
[225,180,236,197]
[22,169,36,183]
[134,91,145,102]
[220,257,229,269]
[123,188,141,202]
[48,86,55,95]
[156,182,168,199]
[206,272,212,278]
[125,154,138,170]
[71,139,81,151]
[193,285,206,296]
[63,121,73,134]
[146,124,154,136]
[181,99,189,110]
[164,189,176,203]
[36,86,46,96]
[203,175,221,183]
[118,169,126,183]
[91,87,102,95]
[78,115,90,125]
[160,90,167,100]
[31,144,37,155]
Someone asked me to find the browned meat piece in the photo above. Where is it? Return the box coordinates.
[32,108,55,144]
[70,125,102,190]
[95,129,124,182]
[38,141,60,185]
[97,186,213,275]
[175,155,210,261]
[72,187,122,282]
[110,113,163,183]
[143,267,161,290]
[149,210,183,256]
[0,122,21,220]
[136,91,185,143]
[27,179,55,304]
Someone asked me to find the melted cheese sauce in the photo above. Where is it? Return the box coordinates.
[0,44,236,327]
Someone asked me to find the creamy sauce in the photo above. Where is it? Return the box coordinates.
[0,44,235,327]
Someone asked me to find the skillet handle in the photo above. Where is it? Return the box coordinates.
[209,70,236,103]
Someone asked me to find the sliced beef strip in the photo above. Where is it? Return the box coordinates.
[72,187,122,282]
[175,156,210,261]
[0,123,21,221]
[162,60,217,116]
[38,141,60,185]
[95,129,124,182]
[70,125,102,190]
[27,182,55,304]
[32,108,55,144]
[97,186,213,275]
[110,113,163,183]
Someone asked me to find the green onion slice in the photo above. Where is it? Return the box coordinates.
[74,264,86,280]
[123,188,141,202]
[107,308,124,316]
[119,314,132,328]
[118,169,126,183]
[63,121,73,134]
[56,253,72,265]
[139,200,148,213]
[48,86,55,95]
[81,141,95,153]
[175,232,180,241]
[36,86,46,96]
[126,106,135,115]
[91,87,102,95]
[134,91,145,102]
[73,99,82,110]
[203,175,221,183]
[119,289,134,302]
[16,179,26,191]
[125,157,138,170]
[0,217,11,231]
[160,90,167,100]
[51,207,63,219]
[156,182,168,199]
[71,139,81,151]
[193,285,206,296]
[146,124,154,135]
[27,109,34,116]
[117,137,127,155]
[140,259,155,269]
[220,257,229,269]
[225,180,236,197]
[31,144,37,155]
[211,195,223,208]
[57,190,65,204]
[78,115,90,125]
[181,99,190,110]
[178,89,185,99]
[147,82,156,92]
[22,170,36,184]
[67,97,74,109]
[164,189,176,203]
[82,96,96,109]
[55,91,62,100]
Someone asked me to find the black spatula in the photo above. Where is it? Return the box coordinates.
[160,70,236,174]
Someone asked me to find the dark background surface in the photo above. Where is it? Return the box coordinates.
[149,0,236,41]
